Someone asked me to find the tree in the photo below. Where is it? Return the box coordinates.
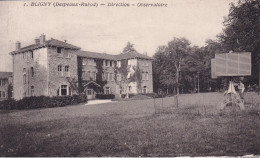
[219,0,260,85]
[122,42,136,53]
[153,37,191,94]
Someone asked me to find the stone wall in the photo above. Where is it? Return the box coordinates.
[47,47,78,97]
[12,48,48,100]
[138,59,153,93]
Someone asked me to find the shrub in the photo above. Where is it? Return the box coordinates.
[96,94,115,99]
[0,94,87,110]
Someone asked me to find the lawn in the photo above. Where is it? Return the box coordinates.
[0,93,259,156]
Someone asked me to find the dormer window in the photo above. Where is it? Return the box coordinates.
[57,47,62,54]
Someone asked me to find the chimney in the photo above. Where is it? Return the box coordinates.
[35,38,40,44]
[16,41,21,50]
[40,34,46,44]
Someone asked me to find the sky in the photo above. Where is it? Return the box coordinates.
[0,0,235,72]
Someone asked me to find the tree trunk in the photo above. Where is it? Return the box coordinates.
[176,69,179,94]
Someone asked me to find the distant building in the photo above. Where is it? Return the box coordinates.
[10,34,153,100]
[0,72,13,100]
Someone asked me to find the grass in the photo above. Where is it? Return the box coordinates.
[0,93,259,156]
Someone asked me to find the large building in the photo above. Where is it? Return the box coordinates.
[10,34,153,100]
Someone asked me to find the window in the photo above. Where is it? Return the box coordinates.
[82,71,86,80]
[105,87,110,94]
[31,86,34,96]
[0,91,5,98]
[87,89,92,95]
[117,74,121,81]
[23,53,25,59]
[143,86,147,94]
[117,61,121,67]
[82,58,87,65]
[57,85,70,96]
[31,67,34,77]
[92,72,96,81]
[128,86,132,92]
[58,65,62,71]
[23,68,26,74]
[0,80,6,86]
[30,51,34,59]
[65,66,69,72]
[106,60,109,67]
[110,73,113,81]
[110,61,113,67]
[87,71,91,80]
[105,72,108,81]
[57,47,62,54]
[63,49,70,58]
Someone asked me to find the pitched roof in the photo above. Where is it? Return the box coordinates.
[77,51,116,60]
[116,51,153,60]
[0,72,12,79]
[10,38,80,55]
[78,50,153,60]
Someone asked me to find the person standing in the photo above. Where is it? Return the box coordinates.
[238,80,245,102]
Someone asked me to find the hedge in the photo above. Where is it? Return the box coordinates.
[0,94,87,110]
[96,94,115,99]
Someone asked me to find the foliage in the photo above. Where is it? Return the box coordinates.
[77,56,84,93]
[67,77,79,95]
[95,94,115,99]
[0,94,87,110]
[122,42,136,53]
[95,59,107,92]
[153,38,191,94]
[7,83,13,99]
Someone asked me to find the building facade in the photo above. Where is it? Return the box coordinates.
[0,72,13,100]
[10,34,153,100]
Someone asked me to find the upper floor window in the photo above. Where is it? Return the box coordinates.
[110,61,113,67]
[110,73,113,81]
[57,47,62,54]
[23,74,26,84]
[92,72,96,81]
[31,67,34,77]
[30,51,34,59]
[106,60,109,67]
[117,74,121,81]
[82,71,86,80]
[117,61,121,67]
[64,49,70,58]
[82,58,87,66]
[0,80,6,86]
[65,66,69,72]
[58,65,62,71]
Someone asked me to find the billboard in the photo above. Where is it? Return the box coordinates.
[211,52,251,78]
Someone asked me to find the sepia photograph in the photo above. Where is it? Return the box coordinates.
[0,0,259,157]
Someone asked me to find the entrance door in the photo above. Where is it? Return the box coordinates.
[86,89,95,100]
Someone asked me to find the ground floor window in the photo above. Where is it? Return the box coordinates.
[143,86,147,94]
[105,87,110,94]
[31,86,34,96]
[87,89,92,95]
[0,91,6,98]
[57,85,71,96]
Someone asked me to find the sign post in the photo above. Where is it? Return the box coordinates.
[211,52,251,110]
